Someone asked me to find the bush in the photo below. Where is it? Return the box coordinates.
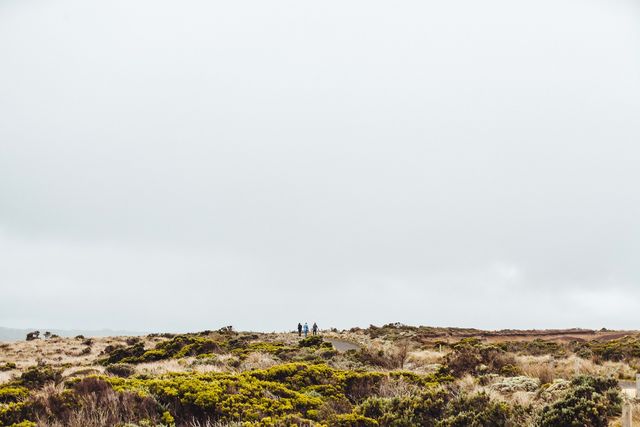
[299,336,325,348]
[358,389,448,426]
[105,363,136,378]
[25,331,39,341]
[19,366,62,389]
[125,337,141,345]
[333,413,379,426]
[587,336,640,362]
[490,376,539,393]
[0,362,17,371]
[445,340,517,377]
[439,392,516,427]
[0,386,29,403]
[538,376,621,427]
[351,348,398,370]
[0,401,33,426]
[101,342,146,365]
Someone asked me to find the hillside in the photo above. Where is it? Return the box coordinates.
[1,324,638,426]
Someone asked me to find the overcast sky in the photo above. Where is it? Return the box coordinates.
[1,0,639,332]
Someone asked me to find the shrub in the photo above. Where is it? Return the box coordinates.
[9,421,37,427]
[332,412,379,426]
[439,392,516,427]
[351,348,397,370]
[0,386,29,403]
[19,366,62,389]
[498,364,521,377]
[29,377,160,426]
[0,362,17,371]
[299,336,325,348]
[25,331,39,341]
[101,342,146,365]
[538,376,621,427]
[160,410,175,425]
[357,388,448,426]
[445,341,516,377]
[587,336,640,362]
[105,363,136,378]
[490,376,539,393]
[125,337,141,345]
[0,401,33,426]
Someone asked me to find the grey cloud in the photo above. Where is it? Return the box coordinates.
[1,0,639,331]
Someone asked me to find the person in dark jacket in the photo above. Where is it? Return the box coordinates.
[312,322,318,336]
[297,323,302,337]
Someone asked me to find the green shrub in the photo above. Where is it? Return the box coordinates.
[0,401,32,426]
[333,412,379,426]
[445,341,517,377]
[299,336,325,348]
[0,386,29,403]
[101,342,146,365]
[538,376,621,427]
[439,392,516,427]
[101,335,221,365]
[587,336,640,362]
[19,366,62,389]
[498,364,522,377]
[358,388,448,426]
[160,410,175,425]
[350,348,398,369]
[0,362,17,371]
[9,421,37,427]
[155,335,221,358]
[105,363,136,378]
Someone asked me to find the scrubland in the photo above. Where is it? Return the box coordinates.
[1,324,639,426]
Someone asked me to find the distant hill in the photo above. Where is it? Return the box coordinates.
[0,326,144,342]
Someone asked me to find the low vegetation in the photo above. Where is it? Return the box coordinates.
[0,324,635,426]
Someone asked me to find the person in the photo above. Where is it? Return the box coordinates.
[297,323,302,337]
[303,322,309,337]
[312,322,318,336]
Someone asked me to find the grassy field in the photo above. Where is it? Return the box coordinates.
[1,324,639,426]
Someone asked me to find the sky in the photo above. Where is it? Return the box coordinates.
[1,0,640,332]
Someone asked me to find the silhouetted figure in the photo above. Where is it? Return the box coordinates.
[312,322,318,336]
[297,323,302,337]
[303,322,309,337]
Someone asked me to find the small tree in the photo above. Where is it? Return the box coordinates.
[26,331,40,341]
[394,341,410,369]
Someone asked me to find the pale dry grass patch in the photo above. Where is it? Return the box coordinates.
[62,365,104,379]
[0,370,17,384]
[136,359,189,375]
[517,354,635,387]
[378,377,421,398]
[193,364,227,373]
[405,349,445,368]
[456,374,479,394]
[239,352,279,371]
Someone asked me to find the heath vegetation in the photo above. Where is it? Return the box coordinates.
[0,324,637,426]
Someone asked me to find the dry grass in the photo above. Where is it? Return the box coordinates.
[405,349,445,370]
[136,358,189,375]
[516,354,636,383]
[239,352,278,371]
[379,376,421,398]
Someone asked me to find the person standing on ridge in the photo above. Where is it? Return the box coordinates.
[312,322,318,336]
[303,322,309,337]
[297,323,302,337]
